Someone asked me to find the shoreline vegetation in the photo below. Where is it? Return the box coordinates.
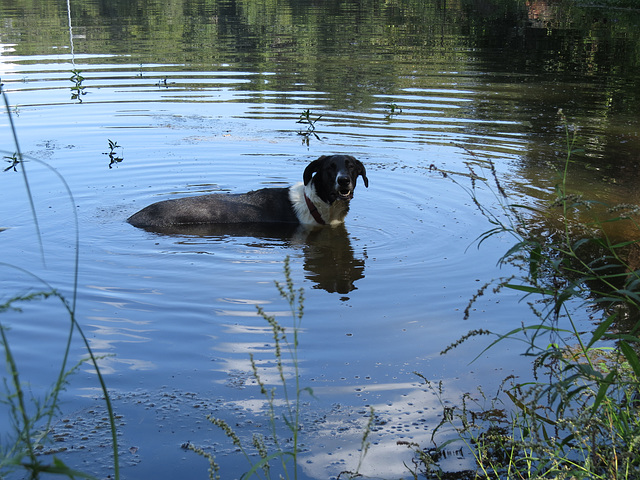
[416,111,640,479]
[185,108,640,478]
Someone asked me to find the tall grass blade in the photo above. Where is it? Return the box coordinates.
[586,315,616,349]
[0,322,37,466]
[2,82,119,477]
[504,283,553,296]
[591,370,615,412]
[1,84,45,264]
[619,340,640,379]
[505,390,556,426]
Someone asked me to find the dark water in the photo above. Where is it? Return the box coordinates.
[1,0,640,478]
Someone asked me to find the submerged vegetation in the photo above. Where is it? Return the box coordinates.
[416,114,640,478]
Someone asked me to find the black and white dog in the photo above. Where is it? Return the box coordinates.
[127,155,368,229]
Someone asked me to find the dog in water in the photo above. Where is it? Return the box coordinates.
[127,155,368,229]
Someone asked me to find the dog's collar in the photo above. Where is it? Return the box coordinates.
[304,193,326,225]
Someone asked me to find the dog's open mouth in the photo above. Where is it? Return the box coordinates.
[337,187,353,199]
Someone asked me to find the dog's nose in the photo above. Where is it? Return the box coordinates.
[337,175,351,186]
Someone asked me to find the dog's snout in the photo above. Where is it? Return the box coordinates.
[337,175,351,186]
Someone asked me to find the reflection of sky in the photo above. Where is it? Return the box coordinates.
[84,285,156,362]
[84,355,156,375]
[298,382,474,478]
[55,379,474,479]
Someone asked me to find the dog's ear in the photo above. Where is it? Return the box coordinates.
[353,158,369,188]
[303,156,328,185]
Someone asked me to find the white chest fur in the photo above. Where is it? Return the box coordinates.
[289,182,349,226]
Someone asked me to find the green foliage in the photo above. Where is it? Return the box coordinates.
[419,112,640,478]
[384,102,402,119]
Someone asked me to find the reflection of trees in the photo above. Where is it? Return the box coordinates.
[4,0,639,84]
[3,0,639,172]
[0,0,471,103]
[454,1,640,214]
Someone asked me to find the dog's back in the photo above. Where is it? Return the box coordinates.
[127,187,298,228]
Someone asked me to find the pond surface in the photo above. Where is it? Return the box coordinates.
[1,0,640,478]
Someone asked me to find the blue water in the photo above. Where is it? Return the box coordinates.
[2,1,639,478]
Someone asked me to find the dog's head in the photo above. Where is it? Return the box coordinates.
[303,155,368,204]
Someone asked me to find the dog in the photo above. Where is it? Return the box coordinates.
[127,155,368,229]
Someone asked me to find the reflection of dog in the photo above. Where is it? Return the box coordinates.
[127,155,368,229]
[300,224,366,295]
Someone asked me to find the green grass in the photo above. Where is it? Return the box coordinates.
[1,84,119,480]
[415,111,640,479]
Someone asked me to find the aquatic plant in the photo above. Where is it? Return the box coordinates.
[416,112,640,479]
[3,152,19,172]
[384,102,402,118]
[156,77,176,87]
[0,84,119,479]
[70,69,86,102]
[104,139,124,169]
[296,109,322,145]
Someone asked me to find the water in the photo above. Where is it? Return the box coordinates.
[1,0,639,478]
